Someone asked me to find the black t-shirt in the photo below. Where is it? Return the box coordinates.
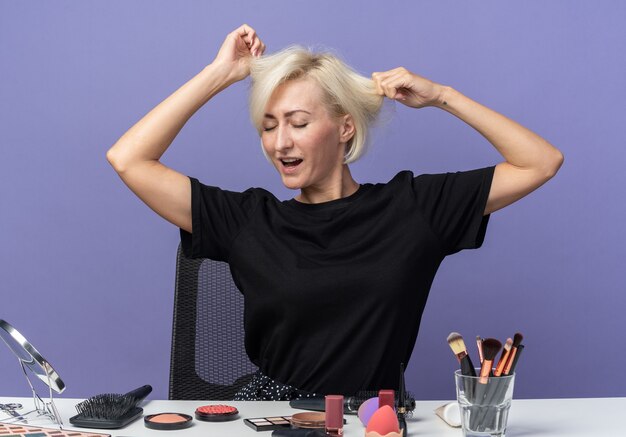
[180,167,495,395]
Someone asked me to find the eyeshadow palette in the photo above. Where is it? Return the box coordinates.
[0,422,110,437]
[243,416,292,431]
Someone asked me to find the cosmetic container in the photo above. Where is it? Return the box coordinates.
[325,395,344,436]
[455,370,515,437]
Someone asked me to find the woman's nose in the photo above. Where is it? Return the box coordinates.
[275,125,294,152]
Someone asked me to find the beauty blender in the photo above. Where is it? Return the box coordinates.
[357,397,379,427]
[365,405,402,437]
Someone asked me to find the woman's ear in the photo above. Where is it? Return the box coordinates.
[339,114,356,143]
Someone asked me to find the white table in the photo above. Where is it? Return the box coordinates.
[1,397,625,436]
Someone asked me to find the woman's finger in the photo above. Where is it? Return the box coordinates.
[242,35,254,50]
[371,72,386,95]
[245,30,257,47]
[240,26,266,57]
[236,23,255,36]
[381,71,412,98]
[378,73,407,99]
[372,68,405,82]
[232,24,257,48]
[378,81,396,99]
[379,68,420,100]
[251,38,263,57]
[372,69,402,96]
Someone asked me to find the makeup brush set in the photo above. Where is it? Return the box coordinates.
[446,331,525,432]
[447,332,524,379]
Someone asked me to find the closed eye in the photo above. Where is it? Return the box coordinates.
[263,123,307,132]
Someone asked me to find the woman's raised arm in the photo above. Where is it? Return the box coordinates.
[106,24,266,232]
[372,67,564,216]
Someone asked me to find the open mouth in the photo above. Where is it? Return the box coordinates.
[280,158,303,168]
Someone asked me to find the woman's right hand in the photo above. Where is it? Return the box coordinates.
[212,24,266,84]
[106,25,266,234]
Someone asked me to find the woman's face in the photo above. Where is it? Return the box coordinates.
[261,77,352,192]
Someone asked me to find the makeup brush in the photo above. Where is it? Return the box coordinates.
[478,338,502,383]
[480,343,524,430]
[494,338,513,377]
[476,336,484,365]
[509,344,524,373]
[70,385,152,429]
[447,332,477,377]
[503,333,524,376]
[470,339,501,431]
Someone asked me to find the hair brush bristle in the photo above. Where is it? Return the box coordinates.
[481,338,502,361]
[75,392,138,419]
[513,332,524,347]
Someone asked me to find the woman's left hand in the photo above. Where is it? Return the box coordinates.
[372,67,445,108]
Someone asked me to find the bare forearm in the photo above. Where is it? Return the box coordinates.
[106,62,232,171]
[435,86,563,175]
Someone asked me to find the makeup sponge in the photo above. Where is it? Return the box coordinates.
[357,397,379,427]
[364,405,402,437]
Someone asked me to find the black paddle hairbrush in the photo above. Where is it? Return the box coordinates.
[69,384,152,429]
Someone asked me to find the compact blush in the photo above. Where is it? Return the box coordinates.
[243,416,292,431]
[144,412,193,430]
[195,404,239,422]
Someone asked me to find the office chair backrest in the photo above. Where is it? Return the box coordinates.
[169,243,258,400]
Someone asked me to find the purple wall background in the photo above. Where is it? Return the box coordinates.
[1,1,625,400]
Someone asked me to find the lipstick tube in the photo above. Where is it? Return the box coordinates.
[325,395,344,436]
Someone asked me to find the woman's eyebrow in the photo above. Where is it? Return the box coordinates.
[263,109,312,119]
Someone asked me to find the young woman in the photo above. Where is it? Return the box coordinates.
[107,24,563,399]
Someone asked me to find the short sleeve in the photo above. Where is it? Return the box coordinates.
[179,177,260,261]
[412,166,495,255]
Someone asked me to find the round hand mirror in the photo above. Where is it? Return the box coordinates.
[0,319,65,393]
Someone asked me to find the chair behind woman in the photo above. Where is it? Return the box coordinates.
[169,244,258,400]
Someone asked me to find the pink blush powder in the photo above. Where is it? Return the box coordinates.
[144,412,193,430]
[149,413,187,423]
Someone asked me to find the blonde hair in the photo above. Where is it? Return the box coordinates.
[249,46,384,164]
